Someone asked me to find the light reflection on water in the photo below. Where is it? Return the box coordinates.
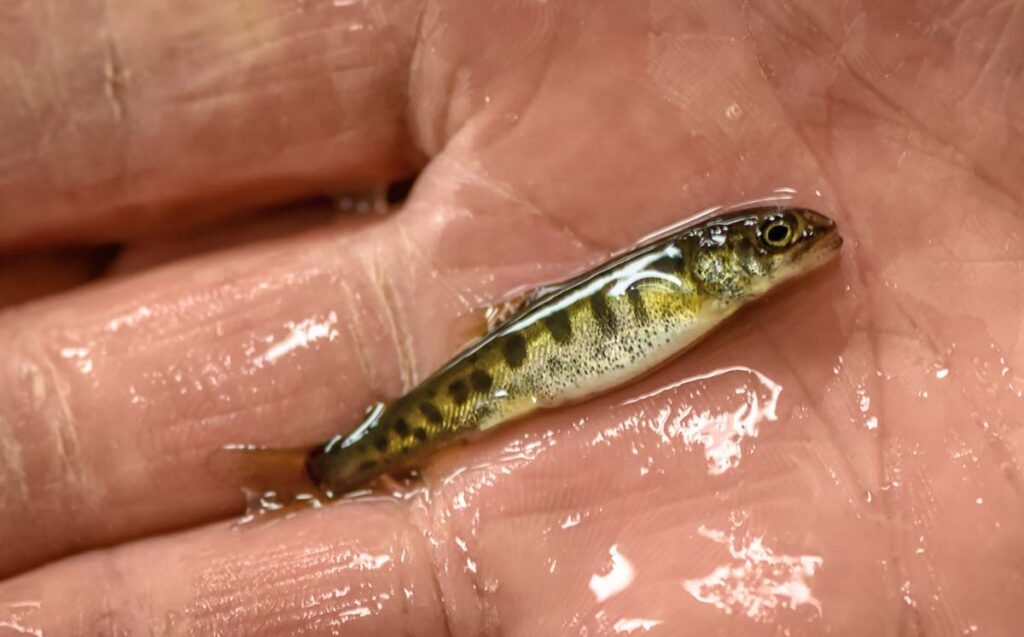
[589,545,636,603]
[613,366,783,476]
[0,601,43,637]
[682,523,823,621]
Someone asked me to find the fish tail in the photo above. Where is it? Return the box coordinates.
[208,443,321,499]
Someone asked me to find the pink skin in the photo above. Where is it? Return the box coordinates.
[1,1,1022,635]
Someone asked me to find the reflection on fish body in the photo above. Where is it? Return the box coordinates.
[286,206,841,497]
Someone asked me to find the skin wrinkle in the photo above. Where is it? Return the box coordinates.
[0,426,27,505]
[337,274,384,402]
[479,7,560,151]
[750,0,1023,491]
[742,14,841,196]
[410,498,457,637]
[740,12,890,514]
[746,9,1022,621]
[848,34,1021,208]
[393,211,475,318]
[166,18,384,108]
[955,2,1020,104]
[868,289,1017,631]
[167,56,377,111]
[100,0,130,123]
[406,0,456,157]
[745,0,829,56]
[1,1,426,248]
[763,320,876,497]
[92,551,134,636]
[395,514,415,637]
[0,322,33,506]
[468,149,596,255]
[20,331,94,539]
[751,1,1024,210]
[363,237,420,392]
[403,0,432,158]
[409,489,472,637]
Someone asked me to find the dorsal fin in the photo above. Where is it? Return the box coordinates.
[483,283,566,333]
[481,229,689,336]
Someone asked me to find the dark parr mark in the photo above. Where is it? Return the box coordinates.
[373,435,389,452]
[542,310,573,344]
[413,427,428,442]
[394,418,410,437]
[359,459,377,471]
[502,333,528,368]
[305,445,326,484]
[651,255,683,274]
[589,293,617,336]
[420,402,443,424]
[627,285,650,325]
[470,369,493,392]
[449,379,469,405]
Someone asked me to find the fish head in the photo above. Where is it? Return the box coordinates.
[685,206,842,302]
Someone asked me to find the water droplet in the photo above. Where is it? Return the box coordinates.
[621,367,782,476]
[682,524,823,621]
[589,545,635,603]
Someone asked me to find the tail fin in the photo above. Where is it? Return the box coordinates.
[208,444,321,501]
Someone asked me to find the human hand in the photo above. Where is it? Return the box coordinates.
[1,1,1021,635]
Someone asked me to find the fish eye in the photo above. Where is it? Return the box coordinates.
[759,216,796,249]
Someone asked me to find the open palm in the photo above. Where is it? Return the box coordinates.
[1,1,1021,635]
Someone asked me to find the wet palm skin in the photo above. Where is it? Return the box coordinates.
[0,1,1021,635]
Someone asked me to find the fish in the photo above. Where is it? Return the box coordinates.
[227,205,842,499]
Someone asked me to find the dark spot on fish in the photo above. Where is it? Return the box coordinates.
[395,418,410,437]
[627,285,650,325]
[589,293,617,336]
[373,435,389,452]
[359,459,377,471]
[305,445,327,484]
[651,255,683,274]
[420,402,443,424]
[542,310,573,344]
[413,427,428,442]
[449,379,469,405]
[470,369,493,392]
[502,333,528,368]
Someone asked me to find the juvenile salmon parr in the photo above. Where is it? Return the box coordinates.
[291,206,839,497]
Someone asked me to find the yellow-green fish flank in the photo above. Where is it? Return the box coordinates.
[306,206,842,496]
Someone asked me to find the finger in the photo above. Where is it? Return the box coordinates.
[0,0,425,250]
[0,500,452,636]
[0,208,471,578]
[109,201,350,276]
[0,345,874,637]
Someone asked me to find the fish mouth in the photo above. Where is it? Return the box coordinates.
[787,208,842,260]
[819,230,843,255]
[807,228,843,265]
[785,221,843,276]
